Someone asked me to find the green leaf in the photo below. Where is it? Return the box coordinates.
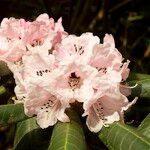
[14,118,53,150]
[0,103,29,126]
[128,79,150,98]
[98,122,150,150]
[48,109,87,150]
[0,86,6,95]
[14,117,39,149]
[138,113,150,139]
[128,73,150,81]
[127,73,150,98]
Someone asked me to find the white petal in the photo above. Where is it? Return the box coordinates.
[86,117,103,133]
[85,107,103,133]
[121,97,138,112]
[56,108,70,122]
[36,107,58,128]
[105,112,120,124]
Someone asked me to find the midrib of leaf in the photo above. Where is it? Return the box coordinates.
[48,109,86,150]
[50,123,80,150]
[99,122,150,150]
[117,123,150,146]
[64,124,69,150]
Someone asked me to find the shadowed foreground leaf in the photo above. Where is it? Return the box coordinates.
[0,103,29,126]
[128,79,150,98]
[48,109,87,150]
[138,113,150,139]
[14,117,52,150]
[98,122,150,150]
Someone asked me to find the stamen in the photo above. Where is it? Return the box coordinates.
[74,44,84,55]
[74,44,78,52]
[31,39,43,47]
[68,72,80,90]
[48,49,53,55]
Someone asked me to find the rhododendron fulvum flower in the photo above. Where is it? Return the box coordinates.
[0,13,66,63]
[83,89,137,133]
[90,34,123,73]
[54,32,100,65]
[0,13,136,131]
[0,17,28,62]
[13,53,70,128]
[44,63,98,103]
[24,14,67,53]
[24,83,70,129]
[80,34,137,132]
[0,37,26,62]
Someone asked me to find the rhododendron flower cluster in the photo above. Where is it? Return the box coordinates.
[0,14,137,132]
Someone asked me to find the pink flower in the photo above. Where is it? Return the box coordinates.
[13,52,70,128]
[83,89,137,132]
[90,34,123,73]
[0,13,136,131]
[23,14,67,52]
[0,37,26,62]
[54,32,100,65]
[45,62,98,103]
[0,17,27,39]
[0,17,27,62]
[14,73,70,128]
[24,83,70,128]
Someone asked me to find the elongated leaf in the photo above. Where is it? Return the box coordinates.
[98,122,150,150]
[14,117,39,149]
[138,113,150,139]
[0,103,29,126]
[128,73,150,81]
[14,117,52,150]
[48,109,87,150]
[128,79,150,98]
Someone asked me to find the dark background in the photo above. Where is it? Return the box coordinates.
[0,0,150,149]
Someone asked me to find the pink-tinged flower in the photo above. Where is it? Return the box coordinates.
[0,37,26,62]
[24,83,70,128]
[36,14,64,32]
[83,89,137,133]
[14,71,70,128]
[13,53,70,128]
[0,17,27,39]
[24,14,67,52]
[54,32,100,65]
[44,63,98,104]
[90,34,123,71]
[0,17,28,63]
